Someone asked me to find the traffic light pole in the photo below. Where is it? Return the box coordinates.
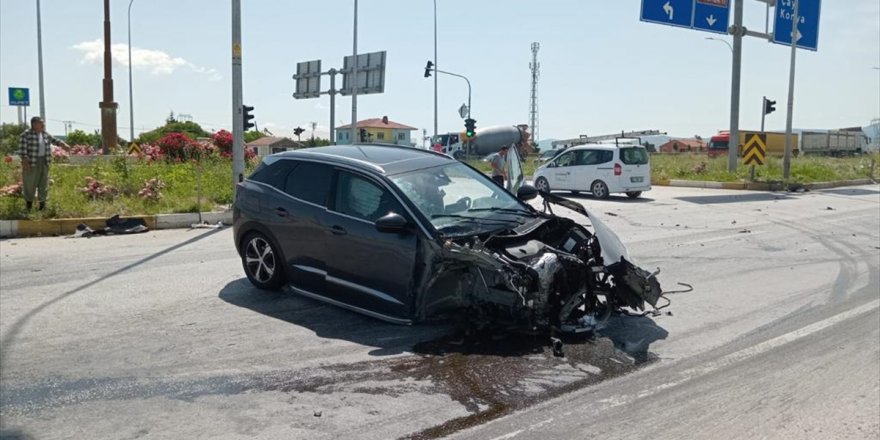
[429,67,471,158]
[231,0,245,198]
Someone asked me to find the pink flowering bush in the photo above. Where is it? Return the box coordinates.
[138,177,166,201]
[51,146,70,163]
[212,130,233,155]
[69,144,97,155]
[79,176,118,200]
[0,181,22,197]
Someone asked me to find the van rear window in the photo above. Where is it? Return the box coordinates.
[620,147,649,165]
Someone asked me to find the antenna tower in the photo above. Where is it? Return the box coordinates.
[529,42,540,147]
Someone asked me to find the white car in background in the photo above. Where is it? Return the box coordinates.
[532,144,651,199]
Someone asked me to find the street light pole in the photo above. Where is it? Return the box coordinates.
[36,0,46,120]
[705,37,733,53]
[127,0,135,143]
[433,0,438,140]
[429,67,471,158]
[350,0,359,144]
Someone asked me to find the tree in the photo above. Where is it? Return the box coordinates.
[136,120,211,145]
[243,131,265,143]
[0,123,27,156]
[305,137,331,148]
[66,129,101,147]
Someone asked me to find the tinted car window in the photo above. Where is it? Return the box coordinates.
[555,152,575,167]
[283,162,333,206]
[581,150,606,165]
[620,147,649,165]
[599,150,614,164]
[334,172,403,222]
[248,159,297,189]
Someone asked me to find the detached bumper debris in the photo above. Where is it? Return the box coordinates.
[68,214,149,238]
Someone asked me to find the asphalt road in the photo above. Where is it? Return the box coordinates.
[1,184,878,440]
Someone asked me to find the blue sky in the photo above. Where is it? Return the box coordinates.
[0,0,878,142]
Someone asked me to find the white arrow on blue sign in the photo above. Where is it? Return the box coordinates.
[693,0,730,34]
[641,0,694,29]
[641,0,730,35]
[773,0,821,51]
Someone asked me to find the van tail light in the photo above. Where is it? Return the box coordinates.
[614,163,622,176]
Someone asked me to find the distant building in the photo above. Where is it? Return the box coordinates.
[658,139,708,153]
[335,117,417,146]
[246,136,304,156]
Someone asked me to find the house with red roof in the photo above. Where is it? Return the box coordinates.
[335,116,417,146]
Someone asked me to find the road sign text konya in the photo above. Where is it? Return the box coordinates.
[773,0,821,51]
[8,87,29,106]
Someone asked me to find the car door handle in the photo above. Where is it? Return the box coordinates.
[274,207,289,218]
[330,225,347,236]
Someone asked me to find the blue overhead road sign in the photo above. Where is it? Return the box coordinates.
[693,0,730,34]
[773,0,821,51]
[641,0,730,35]
[8,87,29,106]
[641,0,694,29]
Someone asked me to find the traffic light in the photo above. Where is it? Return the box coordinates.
[424,61,434,78]
[464,118,476,138]
[764,98,776,115]
[359,128,368,142]
[293,127,305,139]
[242,105,255,131]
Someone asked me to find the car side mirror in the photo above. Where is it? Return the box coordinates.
[517,184,539,202]
[375,212,410,233]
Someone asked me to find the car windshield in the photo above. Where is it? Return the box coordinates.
[390,162,530,234]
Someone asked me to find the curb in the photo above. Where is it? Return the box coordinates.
[0,210,233,239]
[651,178,875,192]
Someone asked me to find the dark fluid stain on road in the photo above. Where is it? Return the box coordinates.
[393,329,656,440]
[2,316,663,439]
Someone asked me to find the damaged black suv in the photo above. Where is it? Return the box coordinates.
[233,144,662,334]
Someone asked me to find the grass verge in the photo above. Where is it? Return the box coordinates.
[0,157,253,220]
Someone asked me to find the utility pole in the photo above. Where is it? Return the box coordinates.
[782,0,799,180]
[433,0,438,140]
[231,0,245,197]
[727,0,744,172]
[350,0,359,144]
[36,0,46,120]
[99,0,118,154]
[127,0,136,143]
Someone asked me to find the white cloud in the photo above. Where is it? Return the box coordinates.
[71,39,221,81]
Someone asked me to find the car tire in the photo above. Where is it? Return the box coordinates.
[241,232,285,290]
[626,191,642,199]
[535,177,551,193]
[452,150,464,160]
[591,180,610,199]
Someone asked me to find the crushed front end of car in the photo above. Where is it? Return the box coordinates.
[415,192,665,334]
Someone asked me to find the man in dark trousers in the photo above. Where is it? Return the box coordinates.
[490,145,509,187]
[19,116,69,210]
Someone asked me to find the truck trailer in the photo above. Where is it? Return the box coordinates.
[800,130,866,156]
[708,130,799,158]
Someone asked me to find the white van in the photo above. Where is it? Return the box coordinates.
[532,144,651,199]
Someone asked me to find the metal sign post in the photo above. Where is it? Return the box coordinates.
[782,0,799,180]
